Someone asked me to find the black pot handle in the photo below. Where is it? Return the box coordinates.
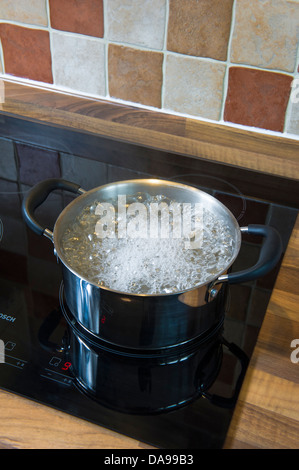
[22,178,85,240]
[202,337,249,409]
[216,224,282,286]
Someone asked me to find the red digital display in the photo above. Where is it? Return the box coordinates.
[61,361,72,371]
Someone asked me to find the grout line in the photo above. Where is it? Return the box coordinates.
[161,0,170,109]
[0,39,5,74]
[219,0,237,121]
[103,0,109,98]
[162,0,169,51]
[45,0,55,85]
[283,43,299,133]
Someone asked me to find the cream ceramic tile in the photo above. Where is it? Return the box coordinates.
[0,0,48,26]
[106,0,166,49]
[230,0,299,72]
[51,32,106,96]
[286,77,299,135]
[163,54,226,120]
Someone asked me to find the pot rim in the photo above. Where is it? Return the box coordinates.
[53,178,242,297]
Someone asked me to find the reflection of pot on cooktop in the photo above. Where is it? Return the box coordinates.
[23,178,282,352]
[39,299,249,415]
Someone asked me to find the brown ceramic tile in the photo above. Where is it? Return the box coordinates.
[49,0,104,37]
[224,67,293,132]
[108,44,163,108]
[0,24,53,84]
[167,0,234,61]
[16,143,60,185]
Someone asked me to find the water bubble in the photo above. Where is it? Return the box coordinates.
[61,193,235,294]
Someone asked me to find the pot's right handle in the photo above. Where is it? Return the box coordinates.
[22,178,85,241]
[216,224,283,286]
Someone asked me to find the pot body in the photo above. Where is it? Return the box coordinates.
[61,267,227,349]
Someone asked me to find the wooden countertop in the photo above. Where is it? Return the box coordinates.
[0,78,299,181]
[0,78,298,449]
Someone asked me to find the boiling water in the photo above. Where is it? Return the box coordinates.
[61,193,236,294]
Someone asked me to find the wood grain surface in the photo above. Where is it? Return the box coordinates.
[0,389,151,449]
[0,78,299,180]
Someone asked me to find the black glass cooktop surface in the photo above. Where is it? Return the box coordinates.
[0,175,297,449]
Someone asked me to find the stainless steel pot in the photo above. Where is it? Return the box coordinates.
[23,178,282,350]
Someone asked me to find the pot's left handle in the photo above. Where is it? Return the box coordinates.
[22,178,85,241]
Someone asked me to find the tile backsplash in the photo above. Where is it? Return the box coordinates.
[0,0,299,137]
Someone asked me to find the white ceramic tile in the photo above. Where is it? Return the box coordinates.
[106,0,166,49]
[286,77,299,135]
[51,32,106,96]
[163,54,226,120]
[0,0,48,26]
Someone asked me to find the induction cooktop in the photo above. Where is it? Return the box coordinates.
[0,176,297,449]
